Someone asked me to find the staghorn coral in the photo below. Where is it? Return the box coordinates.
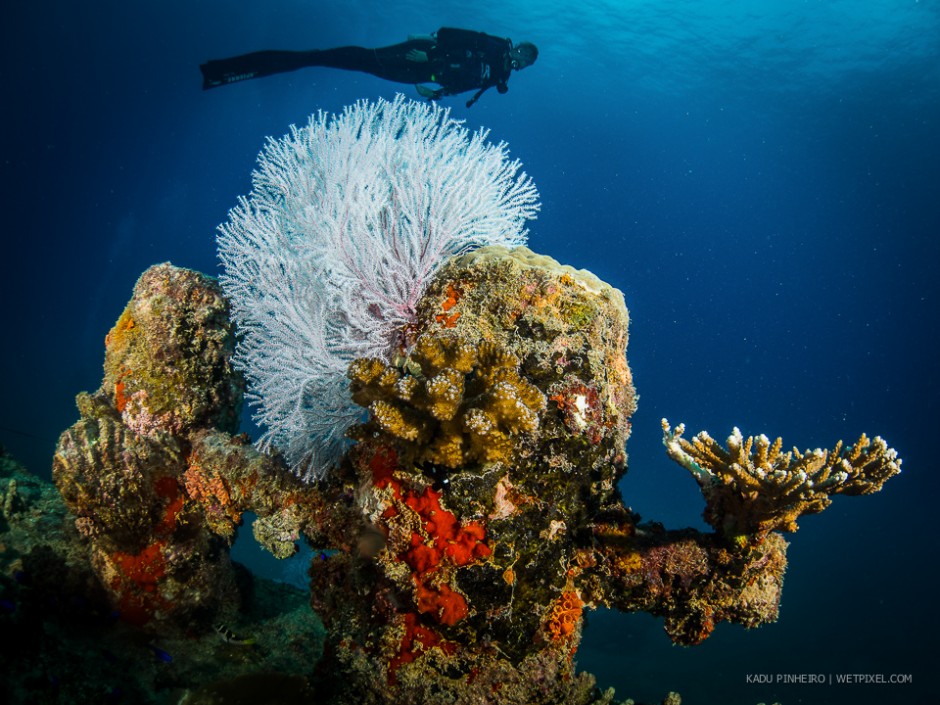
[348,335,547,468]
[661,419,902,538]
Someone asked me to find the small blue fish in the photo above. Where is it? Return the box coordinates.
[148,644,173,663]
[0,598,16,613]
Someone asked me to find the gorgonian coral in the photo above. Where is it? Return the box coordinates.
[216,95,540,481]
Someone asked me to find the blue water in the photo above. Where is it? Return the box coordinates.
[2,1,937,702]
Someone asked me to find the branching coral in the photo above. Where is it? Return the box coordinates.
[662,418,901,538]
[349,335,546,468]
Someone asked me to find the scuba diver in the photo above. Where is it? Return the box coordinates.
[200,27,538,108]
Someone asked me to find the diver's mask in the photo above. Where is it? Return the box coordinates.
[509,43,537,70]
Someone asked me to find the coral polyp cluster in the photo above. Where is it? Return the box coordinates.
[349,335,546,468]
[545,591,585,643]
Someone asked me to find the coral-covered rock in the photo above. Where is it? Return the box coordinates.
[101,263,243,437]
[53,415,183,553]
[2,449,324,704]
[307,245,900,701]
[309,246,638,703]
[52,264,322,629]
[43,252,901,704]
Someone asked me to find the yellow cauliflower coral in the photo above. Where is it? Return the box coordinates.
[348,335,546,468]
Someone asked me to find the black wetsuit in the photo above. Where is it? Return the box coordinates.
[200,28,514,106]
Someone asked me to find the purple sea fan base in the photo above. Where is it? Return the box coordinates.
[217,95,540,482]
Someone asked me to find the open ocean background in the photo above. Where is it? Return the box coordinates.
[2,1,937,703]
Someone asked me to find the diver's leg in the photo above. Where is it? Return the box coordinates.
[306,40,435,84]
[200,40,436,89]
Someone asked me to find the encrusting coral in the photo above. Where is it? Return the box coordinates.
[100,264,242,437]
[52,264,326,628]
[661,419,901,538]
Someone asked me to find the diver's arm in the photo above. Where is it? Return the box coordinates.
[406,49,429,62]
[465,85,490,108]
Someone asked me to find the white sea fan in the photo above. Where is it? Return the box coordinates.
[217,95,540,481]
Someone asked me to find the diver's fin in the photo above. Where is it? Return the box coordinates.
[199,50,320,90]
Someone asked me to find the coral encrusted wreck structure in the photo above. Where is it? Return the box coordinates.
[35,97,900,704]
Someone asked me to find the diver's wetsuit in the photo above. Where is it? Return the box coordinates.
[200,28,514,103]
